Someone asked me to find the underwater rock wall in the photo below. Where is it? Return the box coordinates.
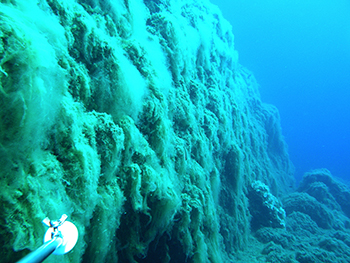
[0,0,294,262]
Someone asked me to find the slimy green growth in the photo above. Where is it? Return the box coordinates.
[0,0,295,262]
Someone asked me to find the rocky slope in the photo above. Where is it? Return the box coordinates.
[0,0,296,262]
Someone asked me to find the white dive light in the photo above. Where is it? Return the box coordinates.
[43,215,79,255]
[17,214,78,263]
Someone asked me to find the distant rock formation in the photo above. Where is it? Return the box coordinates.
[0,0,295,262]
[251,169,350,263]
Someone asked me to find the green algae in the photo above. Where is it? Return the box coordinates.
[0,0,294,262]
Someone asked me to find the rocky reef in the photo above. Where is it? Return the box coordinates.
[250,169,350,263]
[3,0,340,262]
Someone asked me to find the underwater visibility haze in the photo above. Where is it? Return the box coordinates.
[1,0,350,262]
[211,0,350,182]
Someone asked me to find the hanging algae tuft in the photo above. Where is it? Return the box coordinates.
[0,0,294,262]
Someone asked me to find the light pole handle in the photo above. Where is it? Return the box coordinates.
[16,214,78,263]
[17,237,63,263]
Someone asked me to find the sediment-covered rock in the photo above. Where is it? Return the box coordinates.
[299,169,350,218]
[248,180,286,231]
[283,192,334,229]
[252,170,350,263]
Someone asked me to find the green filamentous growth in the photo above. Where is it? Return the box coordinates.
[0,0,294,262]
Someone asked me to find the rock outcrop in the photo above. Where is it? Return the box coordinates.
[251,169,350,263]
[0,0,295,262]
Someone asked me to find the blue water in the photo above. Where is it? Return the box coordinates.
[211,0,350,183]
